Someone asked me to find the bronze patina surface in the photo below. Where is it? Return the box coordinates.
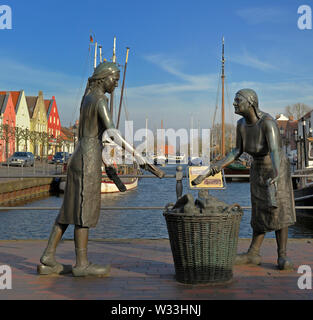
[192,88,296,270]
[38,62,164,277]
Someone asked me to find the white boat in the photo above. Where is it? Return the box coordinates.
[59,163,139,194]
[101,169,138,193]
[166,153,186,164]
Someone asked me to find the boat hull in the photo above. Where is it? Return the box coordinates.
[59,177,138,194]
[100,178,138,193]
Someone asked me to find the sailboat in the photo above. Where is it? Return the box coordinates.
[212,37,250,181]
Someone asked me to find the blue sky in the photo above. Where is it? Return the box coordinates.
[1,0,313,132]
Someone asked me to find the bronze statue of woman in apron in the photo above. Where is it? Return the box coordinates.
[37,62,165,277]
[192,88,296,270]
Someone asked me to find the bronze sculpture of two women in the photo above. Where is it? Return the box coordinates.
[38,61,295,276]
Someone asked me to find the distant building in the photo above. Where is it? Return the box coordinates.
[276,114,298,161]
[69,119,79,149]
[285,116,298,152]
[297,110,313,169]
[59,127,74,154]
[45,96,61,155]
[26,91,48,157]
[0,92,16,162]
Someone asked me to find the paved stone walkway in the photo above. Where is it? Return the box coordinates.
[0,239,312,300]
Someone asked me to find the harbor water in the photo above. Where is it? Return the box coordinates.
[0,165,312,240]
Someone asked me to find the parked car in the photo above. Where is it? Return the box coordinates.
[52,152,70,164]
[8,152,35,167]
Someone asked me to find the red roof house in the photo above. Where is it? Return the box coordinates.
[0,92,16,162]
[45,96,61,156]
[45,96,61,139]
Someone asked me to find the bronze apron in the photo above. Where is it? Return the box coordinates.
[250,152,296,232]
[56,137,102,228]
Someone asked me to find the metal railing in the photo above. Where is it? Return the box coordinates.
[0,168,313,211]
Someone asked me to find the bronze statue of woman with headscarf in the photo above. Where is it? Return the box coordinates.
[37,62,165,277]
[192,88,296,270]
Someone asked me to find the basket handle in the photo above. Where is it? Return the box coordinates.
[225,203,241,214]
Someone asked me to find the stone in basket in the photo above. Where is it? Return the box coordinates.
[163,190,243,284]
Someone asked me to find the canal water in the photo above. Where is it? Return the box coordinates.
[0,165,313,240]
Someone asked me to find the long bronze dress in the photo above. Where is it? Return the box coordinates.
[56,87,111,228]
[238,112,296,233]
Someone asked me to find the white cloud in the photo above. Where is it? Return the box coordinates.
[235,7,289,25]
[230,50,276,72]
[142,54,218,92]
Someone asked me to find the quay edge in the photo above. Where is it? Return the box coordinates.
[0,178,58,205]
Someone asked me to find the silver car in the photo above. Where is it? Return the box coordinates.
[9,152,35,167]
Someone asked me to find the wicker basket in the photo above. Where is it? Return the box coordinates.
[163,203,243,284]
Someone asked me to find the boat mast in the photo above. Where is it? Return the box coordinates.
[161,119,164,155]
[99,45,102,63]
[146,118,148,154]
[116,47,130,129]
[110,36,117,118]
[94,40,98,70]
[221,36,225,157]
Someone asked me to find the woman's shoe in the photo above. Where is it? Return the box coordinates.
[277,256,293,270]
[72,263,111,277]
[37,263,72,275]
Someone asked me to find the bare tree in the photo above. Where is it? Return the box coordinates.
[0,123,15,161]
[13,127,26,152]
[20,128,30,152]
[56,136,64,152]
[38,132,52,159]
[29,131,39,156]
[285,103,312,120]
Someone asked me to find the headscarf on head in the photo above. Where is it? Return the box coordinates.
[89,61,120,82]
[236,88,262,119]
[80,62,120,113]
[82,62,120,98]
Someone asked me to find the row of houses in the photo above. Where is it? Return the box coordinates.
[276,114,298,160]
[0,90,76,162]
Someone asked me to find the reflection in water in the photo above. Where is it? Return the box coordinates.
[0,165,312,239]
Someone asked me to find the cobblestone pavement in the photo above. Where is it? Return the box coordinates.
[0,239,312,300]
